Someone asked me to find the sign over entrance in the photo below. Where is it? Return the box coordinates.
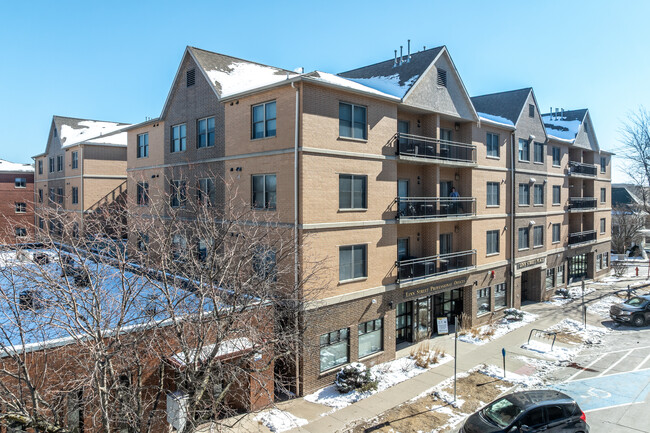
[516,257,546,270]
[436,317,449,335]
[403,276,469,299]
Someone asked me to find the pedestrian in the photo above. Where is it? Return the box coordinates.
[449,187,459,213]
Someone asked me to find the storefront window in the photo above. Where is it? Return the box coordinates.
[494,283,507,309]
[358,319,383,358]
[319,328,349,372]
[477,288,490,315]
[546,268,555,290]
[396,302,412,343]
[596,254,602,271]
[557,265,564,284]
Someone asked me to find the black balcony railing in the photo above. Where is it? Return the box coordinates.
[569,161,597,177]
[397,197,476,220]
[397,250,476,283]
[568,197,597,210]
[396,133,476,164]
[568,230,597,245]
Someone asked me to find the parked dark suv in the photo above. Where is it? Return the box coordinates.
[460,390,588,432]
[610,295,650,327]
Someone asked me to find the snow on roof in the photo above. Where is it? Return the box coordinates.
[341,73,419,98]
[542,115,581,143]
[169,337,253,367]
[477,112,515,128]
[305,71,399,100]
[203,61,299,99]
[59,120,129,148]
[0,159,34,173]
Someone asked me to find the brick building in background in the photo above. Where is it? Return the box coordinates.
[0,159,34,244]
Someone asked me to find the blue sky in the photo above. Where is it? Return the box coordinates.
[1,0,647,182]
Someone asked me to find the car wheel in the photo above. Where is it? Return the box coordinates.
[633,314,645,327]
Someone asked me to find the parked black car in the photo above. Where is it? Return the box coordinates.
[610,295,650,327]
[460,390,588,433]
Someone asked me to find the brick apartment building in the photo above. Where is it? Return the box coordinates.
[125,45,611,395]
[0,159,34,244]
[33,116,130,239]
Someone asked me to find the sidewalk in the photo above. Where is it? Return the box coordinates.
[221,275,638,433]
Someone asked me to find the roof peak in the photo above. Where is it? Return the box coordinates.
[187,46,296,75]
[471,87,532,100]
[338,45,445,76]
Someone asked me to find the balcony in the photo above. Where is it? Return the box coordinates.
[568,230,597,246]
[397,250,476,284]
[396,197,476,222]
[568,161,597,178]
[568,197,597,212]
[395,133,477,166]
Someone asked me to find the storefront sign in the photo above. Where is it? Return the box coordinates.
[403,276,468,299]
[436,317,449,335]
[516,257,546,270]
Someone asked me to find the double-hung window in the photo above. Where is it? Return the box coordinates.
[71,151,78,169]
[339,102,367,140]
[252,174,276,210]
[518,227,529,250]
[57,188,63,204]
[38,189,43,203]
[49,188,55,202]
[339,244,367,281]
[533,225,544,247]
[552,147,561,166]
[49,157,54,173]
[339,174,367,209]
[552,223,561,243]
[252,102,276,139]
[198,117,216,147]
[14,178,26,188]
[534,184,544,205]
[518,139,530,161]
[477,288,490,315]
[170,180,187,208]
[486,182,500,206]
[171,124,186,153]
[495,283,507,309]
[486,133,499,158]
[15,227,27,237]
[57,155,63,171]
[534,142,544,163]
[319,328,349,372]
[15,202,26,213]
[197,178,216,206]
[552,186,561,205]
[137,133,149,158]
[38,160,43,175]
[137,182,149,206]
[71,187,78,204]
[486,230,500,255]
[600,188,606,203]
[600,218,606,234]
[600,157,607,173]
[518,184,530,205]
[358,319,383,358]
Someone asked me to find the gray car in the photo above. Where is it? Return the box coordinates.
[610,295,650,327]
[460,390,588,433]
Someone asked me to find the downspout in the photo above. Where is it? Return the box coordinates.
[510,133,516,307]
[291,81,300,395]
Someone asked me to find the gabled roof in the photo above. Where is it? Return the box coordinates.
[52,116,131,148]
[0,159,33,173]
[471,88,532,126]
[541,109,588,143]
[337,46,445,98]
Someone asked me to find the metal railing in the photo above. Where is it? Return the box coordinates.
[568,230,597,245]
[397,249,476,283]
[395,133,477,164]
[396,197,476,220]
[569,161,597,176]
[568,197,597,210]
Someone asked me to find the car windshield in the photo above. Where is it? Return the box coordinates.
[483,397,524,427]
[625,297,648,307]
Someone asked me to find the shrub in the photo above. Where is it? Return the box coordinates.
[335,362,377,394]
[612,261,627,278]
[503,308,524,321]
[410,343,446,368]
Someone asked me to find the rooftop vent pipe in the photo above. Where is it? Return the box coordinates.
[400,46,403,64]
[407,39,411,61]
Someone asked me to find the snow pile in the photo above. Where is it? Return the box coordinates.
[458,312,537,345]
[589,296,623,318]
[345,74,419,98]
[60,120,127,147]
[310,72,400,100]
[478,112,515,127]
[547,318,608,344]
[304,352,452,409]
[204,62,298,98]
[546,286,595,306]
[479,363,544,387]
[521,340,579,362]
[0,159,33,173]
[255,409,308,433]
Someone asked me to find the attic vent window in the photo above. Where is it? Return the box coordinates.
[186,69,196,87]
[529,104,534,118]
[437,69,447,87]
[53,127,57,138]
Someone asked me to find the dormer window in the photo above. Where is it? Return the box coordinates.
[437,69,447,87]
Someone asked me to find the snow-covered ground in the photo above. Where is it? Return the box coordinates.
[304,352,453,410]
[546,286,596,306]
[254,409,308,433]
[458,311,537,345]
[547,318,608,343]
[589,296,623,318]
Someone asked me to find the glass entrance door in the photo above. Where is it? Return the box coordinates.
[398,179,409,216]
[415,297,431,341]
[432,289,463,333]
[395,301,412,344]
[569,254,587,283]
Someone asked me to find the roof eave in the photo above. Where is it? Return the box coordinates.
[478,117,516,131]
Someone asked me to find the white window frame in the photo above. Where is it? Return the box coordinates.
[339,102,367,140]
[137,182,149,206]
[486,182,500,207]
[533,225,544,247]
[15,202,26,213]
[518,227,529,250]
[339,174,367,210]
[600,218,606,234]
[534,184,544,205]
[518,184,530,206]
[71,187,78,205]
[251,174,277,210]
[552,185,561,205]
[339,244,367,282]
[486,230,500,255]
[518,139,530,162]
[137,133,149,158]
[486,132,499,158]
[14,177,26,188]
[171,124,186,153]
[552,147,561,166]
[71,151,79,169]
[552,223,561,243]
[252,102,276,139]
[533,142,544,164]
[170,180,187,208]
[197,116,216,148]
[197,178,215,207]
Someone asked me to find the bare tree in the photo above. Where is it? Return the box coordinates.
[622,107,650,212]
[611,204,646,254]
[0,171,324,433]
